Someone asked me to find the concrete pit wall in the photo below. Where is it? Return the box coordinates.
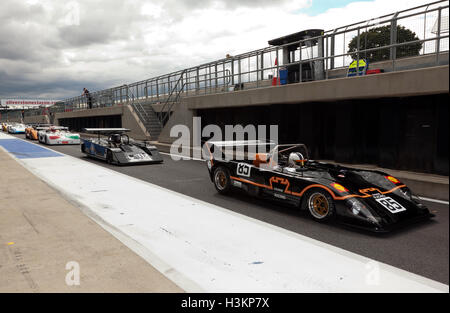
[186,65,449,110]
[158,99,194,145]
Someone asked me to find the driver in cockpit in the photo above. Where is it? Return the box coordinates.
[283,152,307,173]
[110,134,122,148]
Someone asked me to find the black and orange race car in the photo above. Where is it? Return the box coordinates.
[25,124,52,140]
[205,141,433,232]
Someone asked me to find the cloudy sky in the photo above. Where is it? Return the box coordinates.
[0,0,437,100]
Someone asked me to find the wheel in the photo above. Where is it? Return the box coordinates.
[81,144,86,153]
[302,189,335,221]
[213,166,231,194]
[106,150,114,164]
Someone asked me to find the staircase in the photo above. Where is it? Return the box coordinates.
[126,70,186,140]
[139,103,163,139]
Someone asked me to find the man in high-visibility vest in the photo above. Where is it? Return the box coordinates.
[347,59,368,77]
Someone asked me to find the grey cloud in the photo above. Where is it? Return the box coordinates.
[0,0,151,99]
[58,24,115,47]
[0,69,115,99]
[0,0,305,99]
[161,0,296,11]
[0,1,46,23]
[55,0,147,48]
[158,0,302,22]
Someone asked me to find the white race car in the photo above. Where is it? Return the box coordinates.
[38,126,81,145]
[8,123,26,134]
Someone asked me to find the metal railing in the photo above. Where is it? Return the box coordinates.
[41,1,450,117]
[159,70,187,125]
[125,83,155,126]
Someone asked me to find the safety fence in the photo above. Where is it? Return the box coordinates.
[25,0,449,119]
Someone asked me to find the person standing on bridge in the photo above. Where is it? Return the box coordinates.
[83,88,93,109]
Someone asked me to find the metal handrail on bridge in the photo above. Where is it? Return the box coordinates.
[50,1,448,117]
[159,70,187,125]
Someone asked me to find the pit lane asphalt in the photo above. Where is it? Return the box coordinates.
[11,134,449,285]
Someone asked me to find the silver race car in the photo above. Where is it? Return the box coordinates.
[81,128,163,165]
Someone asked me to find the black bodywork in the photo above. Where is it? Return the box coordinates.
[81,128,163,165]
[206,142,433,232]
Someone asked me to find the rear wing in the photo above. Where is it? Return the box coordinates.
[83,128,130,134]
[206,140,276,162]
[205,141,309,165]
[38,126,68,130]
[208,140,275,148]
[31,123,52,129]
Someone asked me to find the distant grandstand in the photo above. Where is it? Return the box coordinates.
[0,99,58,110]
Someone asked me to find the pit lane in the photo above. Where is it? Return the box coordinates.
[11,134,449,285]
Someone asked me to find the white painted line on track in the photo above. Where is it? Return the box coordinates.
[159,151,206,162]
[1,132,448,292]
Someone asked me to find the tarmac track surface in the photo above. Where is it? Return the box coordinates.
[12,134,449,285]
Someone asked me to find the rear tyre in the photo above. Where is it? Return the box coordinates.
[81,144,86,153]
[302,189,335,222]
[213,166,231,194]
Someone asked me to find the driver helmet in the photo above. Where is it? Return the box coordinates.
[111,134,121,144]
[50,126,57,132]
[288,152,306,168]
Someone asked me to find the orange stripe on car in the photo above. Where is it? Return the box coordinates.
[230,175,406,200]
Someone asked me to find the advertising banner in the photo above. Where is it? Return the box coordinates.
[0,99,58,109]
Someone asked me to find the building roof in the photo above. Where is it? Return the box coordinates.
[268,29,324,46]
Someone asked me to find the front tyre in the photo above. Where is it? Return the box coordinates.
[213,166,231,194]
[302,189,335,221]
[106,150,114,164]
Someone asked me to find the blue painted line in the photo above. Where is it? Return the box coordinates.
[0,139,62,159]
